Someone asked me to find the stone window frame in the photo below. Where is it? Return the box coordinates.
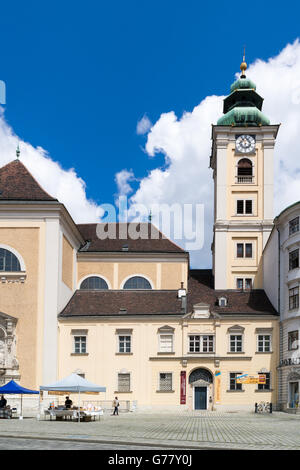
[188,334,215,353]
[71,329,88,355]
[157,371,174,392]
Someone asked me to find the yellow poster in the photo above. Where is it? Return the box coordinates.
[215,371,221,402]
[236,374,266,384]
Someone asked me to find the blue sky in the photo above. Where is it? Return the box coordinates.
[1,1,300,266]
[2,0,298,205]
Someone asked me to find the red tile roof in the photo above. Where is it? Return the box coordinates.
[77,223,187,253]
[59,270,278,318]
[0,160,57,201]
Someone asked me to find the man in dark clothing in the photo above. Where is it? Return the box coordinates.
[0,395,7,408]
[65,396,73,409]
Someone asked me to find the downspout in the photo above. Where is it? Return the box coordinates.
[276,224,281,315]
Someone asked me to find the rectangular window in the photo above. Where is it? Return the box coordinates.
[118,373,130,392]
[74,336,86,354]
[118,335,131,353]
[288,331,299,351]
[236,200,253,215]
[230,335,243,352]
[159,334,173,353]
[289,249,299,271]
[258,373,270,391]
[236,278,253,290]
[289,217,299,236]
[236,242,253,258]
[189,335,214,353]
[237,243,244,258]
[245,243,253,258]
[257,335,271,352]
[159,373,172,391]
[289,287,299,310]
[229,372,242,391]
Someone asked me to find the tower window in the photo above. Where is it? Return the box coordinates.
[236,243,253,258]
[236,278,253,290]
[289,217,299,236]
[236,200,253,215]
[289,249,299,271]
[236,159,253,183]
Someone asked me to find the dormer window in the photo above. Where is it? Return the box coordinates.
[218,296,227,307]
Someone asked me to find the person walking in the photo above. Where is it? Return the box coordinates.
[112,396,120,415]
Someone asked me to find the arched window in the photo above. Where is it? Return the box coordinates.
[80,276,109,290]
[123,276,152,290]
[0,248,21,272]
[237,158,253,183]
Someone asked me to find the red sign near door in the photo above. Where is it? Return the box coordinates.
[180,371,186,404]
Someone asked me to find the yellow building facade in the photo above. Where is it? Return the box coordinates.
[0,59,280,411]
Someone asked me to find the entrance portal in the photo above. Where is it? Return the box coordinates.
[189,368,213,410]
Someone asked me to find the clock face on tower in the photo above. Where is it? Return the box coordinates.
[235,135,256,154]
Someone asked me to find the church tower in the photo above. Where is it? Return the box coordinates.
[210,56,279,290]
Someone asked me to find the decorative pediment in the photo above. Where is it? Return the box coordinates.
[157,325,175,333]
[192,303,210,319]
[228,324,245,333]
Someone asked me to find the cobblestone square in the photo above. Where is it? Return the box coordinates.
[0,410,299,450]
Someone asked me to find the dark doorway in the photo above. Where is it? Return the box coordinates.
[194,387,207,410]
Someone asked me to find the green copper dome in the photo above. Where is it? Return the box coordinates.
[217,63,270,127]
[217,106,270,126]
[230,76,256,93]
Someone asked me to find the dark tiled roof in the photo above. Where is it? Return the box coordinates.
[77,223,186,253]
[59,290,184,317]
[0,160,57,201]
[59,269,277,318]
[188,270,278,316]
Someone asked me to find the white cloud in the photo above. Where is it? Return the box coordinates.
[120,39,300,267]
[0,107,103,223]
[136,115,152,135]
[115,169,135,197]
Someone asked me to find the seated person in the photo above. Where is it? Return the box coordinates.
[65,396,73,409]
[0,395,7,409]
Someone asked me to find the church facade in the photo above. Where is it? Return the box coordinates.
[0,58,283,411]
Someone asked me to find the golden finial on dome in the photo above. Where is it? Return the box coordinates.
[240,46,247,77]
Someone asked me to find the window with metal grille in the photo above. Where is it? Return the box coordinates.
[237,159,253,176]
[189,335,214,353]
[118,373,130,392]
[229,372,242,391]
[159,373,172,391]
[289,217,299,236]
[230,335,243,352]
[80,276,108,289]
[288,331,299,351]
[257,335,271,352]
[159,334,173,353]
[258,373,270,390]
[74,336,87,354]
[289,249,299,271]
[118,335,131,353]
[123,276,152,289]
[0,249,21,272]
[289,287,299,310]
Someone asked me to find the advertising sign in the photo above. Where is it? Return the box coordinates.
[236,374,266,384]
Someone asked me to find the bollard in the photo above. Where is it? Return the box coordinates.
[255,402,258,413]
[270,402,272,414]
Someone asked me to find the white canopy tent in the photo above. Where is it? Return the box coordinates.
[40,373,106,422]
